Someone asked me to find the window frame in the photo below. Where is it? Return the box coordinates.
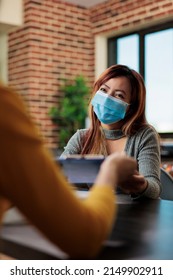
[107,21,173,138]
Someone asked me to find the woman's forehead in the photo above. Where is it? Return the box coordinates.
[102,77,131,91]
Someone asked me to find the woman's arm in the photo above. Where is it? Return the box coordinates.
[136,127,161,199]
[60,129,87,157]
[122,127,161,199]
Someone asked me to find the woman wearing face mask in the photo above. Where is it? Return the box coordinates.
[61,64,161,199]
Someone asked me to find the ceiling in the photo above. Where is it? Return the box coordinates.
[60,0,106,8]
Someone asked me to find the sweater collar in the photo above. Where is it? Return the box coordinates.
[102,128,125,140]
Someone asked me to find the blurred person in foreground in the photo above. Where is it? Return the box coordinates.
[0,83,137,259]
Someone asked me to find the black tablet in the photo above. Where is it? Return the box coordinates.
[56,155,105,184]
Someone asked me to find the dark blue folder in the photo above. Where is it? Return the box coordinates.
[57,156,105,184]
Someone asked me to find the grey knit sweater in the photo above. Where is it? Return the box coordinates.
[61,126,161,199]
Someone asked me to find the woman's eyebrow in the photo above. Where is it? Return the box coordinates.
[103,83,127,95]
[103,83,110,89]
[115,89,126,95]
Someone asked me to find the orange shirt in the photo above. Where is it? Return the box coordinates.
[0,84,116,258]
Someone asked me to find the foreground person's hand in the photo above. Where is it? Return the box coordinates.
[95,152,137,189]
[0,195,12,220]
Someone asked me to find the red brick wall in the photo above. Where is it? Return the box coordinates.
[8,0,173,150]
[90,0,173,35]
[8,0,94,149]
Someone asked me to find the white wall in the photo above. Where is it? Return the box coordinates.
[0,0,23,31]
[0,0,23,82]
[95,35,107,79]
[0,33,8,83]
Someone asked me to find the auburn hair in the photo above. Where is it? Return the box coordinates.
[81,64,148,155]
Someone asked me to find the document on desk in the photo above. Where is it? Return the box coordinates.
[57,155,105,184]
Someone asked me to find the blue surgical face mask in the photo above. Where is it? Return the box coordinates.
[91,90,129,124]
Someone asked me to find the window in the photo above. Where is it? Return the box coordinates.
[117,34,139,72]
[108,22,173,137]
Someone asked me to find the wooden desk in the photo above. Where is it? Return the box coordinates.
[1,193,173,260]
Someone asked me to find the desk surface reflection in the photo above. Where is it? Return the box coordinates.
[1,193,173,260]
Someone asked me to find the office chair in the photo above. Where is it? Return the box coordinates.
[160,167,173,201]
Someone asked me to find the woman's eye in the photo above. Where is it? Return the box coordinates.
[100,87,107,93]
[114,92,124,99]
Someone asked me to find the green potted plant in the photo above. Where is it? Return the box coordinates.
[49,75,90,151]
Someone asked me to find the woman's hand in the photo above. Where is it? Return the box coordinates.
[119,171,148,195]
